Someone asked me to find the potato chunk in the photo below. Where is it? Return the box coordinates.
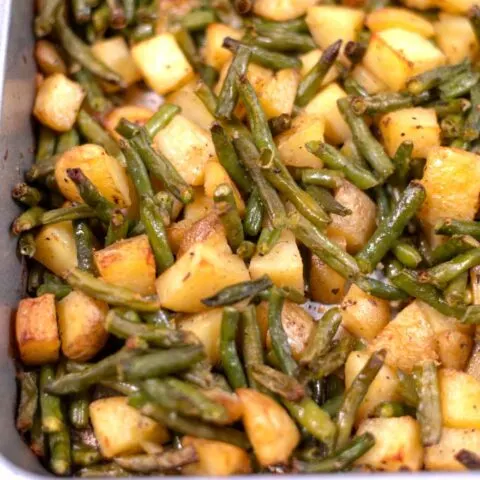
[345,350,401,423]
[369,300,437,372]
[260,69,299,120]
[425,428,480,471]
[435,0,478,14]
[182,437,251,475]
[183,188,214,222]
[90,397,169,458]
[94,235,156,295]
[363,28,446,91]
[305,83,351,145]
[249,229,304,292]
[91,36,142,88]
[16,294,60,365]
[399,0,437,8]
[57,291,108,362]
[440,369,480,429]
[55,144,131,207]
[104,105,153,140]
[156,243,250,313]
[366,7,434,37]
[355,417,423,471]
[253,0,317,21]
[276,113,325,168]
[154,115,216,186]
[380,108,440,159]
[33,73,85,132]
[204,24,243,70]
[326,181,377,253]
[419,147,480,243]
[131,34,194,95]
[236,388,300,466]
[341,284,390,341]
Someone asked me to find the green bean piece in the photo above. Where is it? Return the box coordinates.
[28,263,45,295]
[295,40,342,107]
[374,186,390,224]
[251,29,316,53]
[306,185,352,217]
[79,463,130,477]
[49,426,71,476]
[129,22,155,42]
[350,92,426,116]
[181,8,216,30]
[356,182,426,273]
[440,71,480,100]
[11,207,45,235]
[56,128,80,154]
[464,84,480,141]
[25,154,59,183]
[91,4,111,37]
[65,268,161,312]
[73,69,112,115]
[74,221,96,274]
[55,5,123,85]
[252,16,309,33]
[30,412,46,457]
[308,336,355,380]
[35,0,63,36]
[12,183,44,207]
[220,307,247,389]
[143,378,229,424]
[294,433,375,472]
[251,364,305,401]
[142,309,171,327]
[445,271,469,306]
[72,445,102,467]
[214,184,245,251]
[392,240,422,269]
[236,240,255,260]
[344,40,367,65]
[336,349,386,449]
[268,113,292,136]
[223,37,302,70]
[145,104,181,138]
[16,371,38,432]
[40,365,64,432]
[18,233,36,258]
[244,188,264,237]
[301,169,345,189]
[354,275,409,301]
[36,126,57,163]
[372,401,407,418]
[211,124,251,194]
[105,214,129,246]
[413,361,442,446]
[122,0,136,25]
[119,139,154,199]
[435,219,480,239]
[69,392,90,429]
[99,379,140,396]
[391,140,413,188]
[344,77,368,97]
[322,394,344,418]
[455,449,480,470]
[36,282,72,300]
[430,98,471,118]
[337,97,394,180]
[431,235,479,265]
[306,142,378,190]
[441,114,465,139]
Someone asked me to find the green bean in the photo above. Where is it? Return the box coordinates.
[122,0,136,25]
[180,359,215,390]
[392,240,422,268]
[374,186,390,224]
[145,104,181,138]
[252,30,316,53]
[74,221,96,273]
[391,140,413,188]
[344,40,367,65]
[431,235,479,265]
[99,380,140,396]
[129,23,155,42]
[16,371,38,432]
[344,77,368,97]
[220,307,247,389]
[12,183,44,207]
[73,69,112,116]
[56,128,80,154]
[251,364,303,400]
[337,97,394,180]
[322,394,344,418]
[354,275,409,301]
[35,0,63,37]
[55,5,124,85]
[142,309,171,327]
[252,17,309,33]
[306,142,378,190]
[30,413,46,457]
[301,169,345,189]
[37,282,72,299]
[72,445,102,467]
[413,361,442,446]
[69,392,90,429]
[243,188,263,237]
[65,268,161,312]
[464,84,480,141]
[430,98,471,118]
[214,184,245,251]
[372,401,408,418]
[119,139,153,199]
[181,8,216,30]
[308,336,355,381]
[40,365,64,432]
[25,154,59,183]
[441,114,465,139]
[294,433,375,472]
[445,270,469,306]
[305,185,351,217]
[301,308,342,366]
[356,182,426,273]
[49,426,71,476]
[223,37,301,70]
[455,449,480,470]
[92,3,111,37]
[28,263,44,295]
[36,126,57,162]
[435,219,480,239]
[440,71,480,100]
[336,349,386,449]
[129,392,249,448]
[236,240,255,260]
[11,207,45,235]
[120,345,205,381]
[79,463,130,477]
[268,113,292,136]
[18,233,36,258]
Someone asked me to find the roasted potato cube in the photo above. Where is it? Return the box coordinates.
[363,28,446,91]
[131,34,194,95]
[326,181,377,253]
[57,290,108,361]
[341,284,391,341]
[425,428,480,471]
[16,294,60,365]
[305,83,351,145]
[306,6,365,52]
[55,144,131,207]
[380,108,440,159]
[366,7,434,37]
[300,49,339,85]
[34,221,77,277]
[204,162,245,215]
[435,0,478,14]
[167,219,194,255]
[182,436,251,475]
[94,235,156,295]
[34,40,67,76]
[256,301,314,360]
[440,369,480,429]
[434,13,479,64]
[236,388,300,466]
[399,0,437,8]
[419,147,480,243]
[156,243,250,313]
[90,397,169,458]
[201,389,244,424]
[345,350,401,423]
[178,308,223,364]
[355,417,423,471]
[260,69,299,120]
[368,300,437,372]
[204,23,243,70]
[249,229,304,292]
[91,36,142,88]
[276,113,325,168]
[33,73,85,132]
[253,0,317,21]
[104,105,154,140]
[351,64,388,94]
[183,188,214,223]
[154,115,216,186]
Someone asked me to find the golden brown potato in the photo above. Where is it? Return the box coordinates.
[104,105,154,140]
[90,397,170,458]
[57,290,108,362]
[167,219,195,255]
[435,0,477,14]
[355,417,423,471]
[183,188,214,223]
[33,73,85,132]
[341,284,391,341]
[236,388,300,466]
[16,294,60,366]
[260,69,299,120]
[94,235,157,295]
[182,437,251,475]
[254,0,317,21]
[204,24,243,70]
[366,7,435,37]
[201,389,243,424]
[34,40,67,76]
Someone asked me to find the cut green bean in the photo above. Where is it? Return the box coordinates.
[72,445,102,467]
[73,69,112,115]
[145,104,181,138]
[40,365,64,432]
[214,184,245,251]
[435,219,480,239]
[244,188,264,237]
[69,392,90,429]
[440,71,480,100]
[354,275,409,301]
[16,371,38,432]
[12,183,44,207]
[251,364,304,401]
[301,169,345,189]
[79,463,129,477]
[49,426,71,476]
[372,401,408,418]
[306,185,352,217]
[181,8,216,31]
[242,306,266,391]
